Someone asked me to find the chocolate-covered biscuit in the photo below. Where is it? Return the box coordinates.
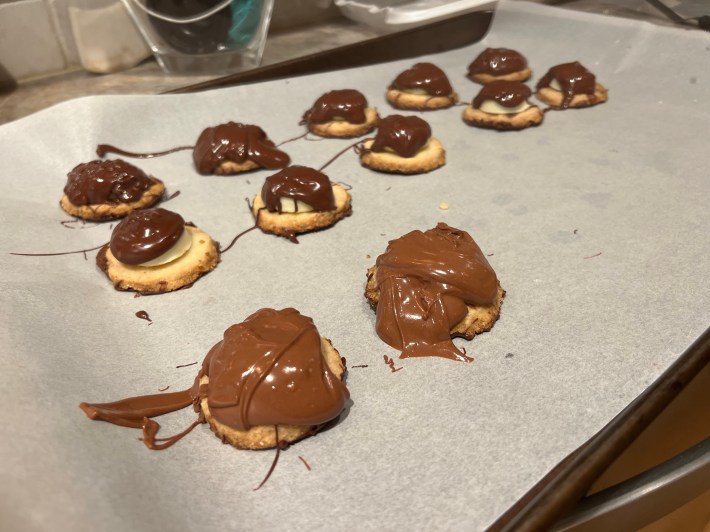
[303,89,379,138]
[97,208,219,294]
[60,159,164,221]
[365,223,504,361]
[386,62,458,110]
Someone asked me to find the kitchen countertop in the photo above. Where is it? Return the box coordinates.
[0,0,692,125]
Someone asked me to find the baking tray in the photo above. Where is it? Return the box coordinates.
[1,2,709,531]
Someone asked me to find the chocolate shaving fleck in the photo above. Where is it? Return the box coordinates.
[384,355,403,373]
[298,455,312,471]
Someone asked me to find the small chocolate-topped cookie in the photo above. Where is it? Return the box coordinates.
[302,89,379,138]
[359,115,445,174]
[97,208,219,294]
[536,62,608,109]
[467,48,532,84]
[60,159,165,221]
[193,122,290,175]
[252,165,352,239]
[386,62,458,110]
[463,80,543,130]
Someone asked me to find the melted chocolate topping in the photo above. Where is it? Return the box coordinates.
[374,223,498,361]
[109,208,185,265]
[536,62,596,109]
[193,122,290,174]
[64,159,155,206]
[468,48,528,76]
[391,62,453,96]
[473,80,532,109]
[370,115,431,158]
[198,308,348,431]
[79,308,349,449]
[305,89,368,124]
[262,166,335,213]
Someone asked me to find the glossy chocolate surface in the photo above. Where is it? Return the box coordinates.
[391,62,453,96]
[109,208,184,265]
[193,122,289,174]
[374,223,498,361]
[64,159,155,206]
[537,61,596,109]
[262,166,335,213]
[370,115,431,158]
[473,80,532,109]
[197,308,348,431]
[468,48,527,76]
[306,89,368,124]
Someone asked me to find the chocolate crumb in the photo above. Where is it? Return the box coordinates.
[505,353,514,359]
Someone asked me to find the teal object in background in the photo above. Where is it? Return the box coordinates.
[229,0,263,47]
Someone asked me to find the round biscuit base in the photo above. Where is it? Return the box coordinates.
[467,68,532,84]
[462,105,544,131]
[359,138,445,175]
[96,225,220,294]
[60,180,165,221]
[252,184,352,238]
[364,266,505,341]
[386,89,458,111]
[308,107,379,138]
[200,337,346,450]
[536,83,608,109]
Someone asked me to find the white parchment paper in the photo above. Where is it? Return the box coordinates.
[1,2,709,530]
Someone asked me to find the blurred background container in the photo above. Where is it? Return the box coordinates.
[120,0,275,73]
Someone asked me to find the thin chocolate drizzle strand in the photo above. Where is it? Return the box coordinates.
[319,139,368,172]
[163,190,181,202]
[60,219,98,230]
[277,131,308,146]
[219,199,263,254]
[10,242,108,258]
[298,455,312,471]
[253,426,286,491]
[97,144,193,159]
